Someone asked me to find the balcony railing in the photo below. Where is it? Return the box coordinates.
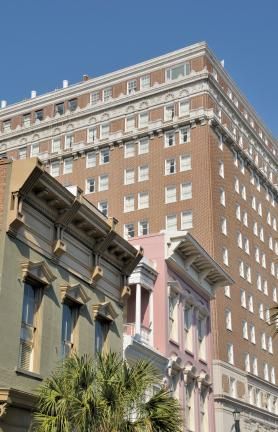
[124,323,151,345]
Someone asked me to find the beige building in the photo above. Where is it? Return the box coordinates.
[0,41,278,431]
[0,158,142,431]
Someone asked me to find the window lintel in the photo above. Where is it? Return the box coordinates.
[21,260,56,287]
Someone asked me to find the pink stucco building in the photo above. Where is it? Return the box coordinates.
[124,232,233,432]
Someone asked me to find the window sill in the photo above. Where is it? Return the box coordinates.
[199,358,208,366]
[15,368,43,381]
[169,338,179,348]
[184,348,194,357]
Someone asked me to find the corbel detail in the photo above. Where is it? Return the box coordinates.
[123,246,144,276]
[121,275,131,300]
[8,192,24,235]
[53,224,66,257]
[91,265,104,285]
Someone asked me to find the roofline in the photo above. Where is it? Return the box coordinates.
[0,41,207,115]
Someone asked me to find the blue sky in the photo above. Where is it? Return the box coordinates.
[1,0,278,137]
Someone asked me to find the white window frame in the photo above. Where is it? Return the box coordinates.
[98,174,109,191]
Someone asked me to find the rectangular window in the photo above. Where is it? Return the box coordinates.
[227,343,234,364]
[138,165,149,182]
[99,175,109,191]
[165,158,176,175]
[3,119,11,132]
[166,63,190,80]
[242,320,248,339]
[140,74,150,89]
[219,161,224,178]
[61,303,76,359]
[65,134,74,149]
[125,142,135,158]
[68,98,78,112]
[240,289,246,308]
[264,363,269,381]
[225,309,232,330]
[23,113,31,127]
[222,247,229,266]
[180,182,192,200]
[91,91,100,105]
[63,158,73,174]
[248,295,254,312]
[124,195,135,212]
[244,353,250,372]
[139,112,149,128]
[31,143,39,157]
[98,201,108,217]
[100,123,109,139]
[124,223,135,239]
[124,168,135,185]
[35,109,43,122]
[180,154,191,171]
[169,291,179,341]
[261,332,266,350]
[221,218,227,235]
[19,147,27,160]
[179,100,189,117]
[127,79,137,94]
[50,161,60,177]
[55,103,64,116]
[184,306,193,352]
[126,116,136,131]
[138,137,149,154]
[18,284,37,371]
[253,357,258,375]
[166,214,177,232]
[100,148,110,164]
[52,137,61,153]
[165,104,175,121]
[138,220,149,236]
[197,315,207,360]
[224,285,231,298]
[87,127,97,143]
[86,178,95,194]
[250,325,256,344]
[103,87,112,102]
[259,303,264,319]
[220,189,226,206]
[165,185,177,203]
[165,131,175,147]
[86,151,96,168]
[138,192,149,209]
[180,127,190,144]
[95,319,109,354]
[181,211,193,230]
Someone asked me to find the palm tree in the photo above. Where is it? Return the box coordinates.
[33,352,183,432]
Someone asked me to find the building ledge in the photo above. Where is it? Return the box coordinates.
[15,368,43,381]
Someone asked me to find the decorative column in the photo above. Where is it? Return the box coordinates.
[135,283,141,336]
[149,290,154,345]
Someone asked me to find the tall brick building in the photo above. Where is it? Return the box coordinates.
[0,42,277,431]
